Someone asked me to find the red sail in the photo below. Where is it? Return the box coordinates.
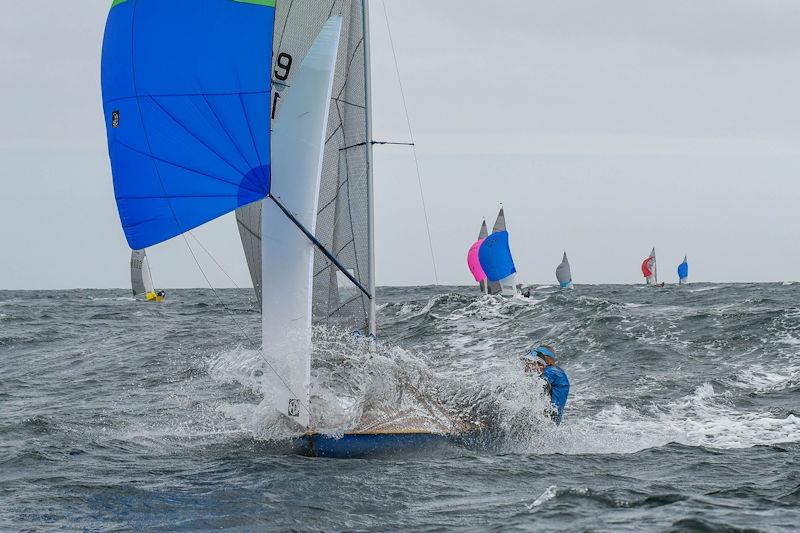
[641,257,653,278]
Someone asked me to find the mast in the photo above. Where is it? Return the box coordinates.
[364,0,377,336]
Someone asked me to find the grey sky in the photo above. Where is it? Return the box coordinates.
[1,1,799,289]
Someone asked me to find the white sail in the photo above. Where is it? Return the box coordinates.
[130,249,154,298]
[556,252,573,289]
[237,1,374,335]
[261,17,342,429]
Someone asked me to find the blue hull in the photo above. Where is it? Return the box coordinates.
[297,432,452,459]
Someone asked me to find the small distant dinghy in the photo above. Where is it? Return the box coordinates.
[556,252,573,289]
[102,0,458,458]
[641,247,664,287]
[678,255,689,284]
[467,208,518,297]
[130,249,163,302]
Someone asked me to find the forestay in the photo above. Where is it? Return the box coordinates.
[237,0,374,335]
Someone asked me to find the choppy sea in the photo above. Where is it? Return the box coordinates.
[2,284,799,531]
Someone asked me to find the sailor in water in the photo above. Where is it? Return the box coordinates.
[523,345,570,424]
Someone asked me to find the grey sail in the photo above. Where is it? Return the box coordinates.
[556,252,572,288]
[492,207,507,233]
[130,249,153,298]
[236,0,373,333]
[235,203,262,304]
[478,219,488,293]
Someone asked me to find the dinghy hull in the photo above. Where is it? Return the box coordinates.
[297,432,451,458]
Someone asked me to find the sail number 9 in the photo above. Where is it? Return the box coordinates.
[274,52,293,81]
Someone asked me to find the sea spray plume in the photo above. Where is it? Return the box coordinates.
[208,327,467,439]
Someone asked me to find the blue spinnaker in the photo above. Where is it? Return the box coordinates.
[678,261,688,280]
[101,0,275,249]
[478,231,517,282]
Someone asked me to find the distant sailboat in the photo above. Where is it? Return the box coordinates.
[678,255,689,284]
[556,252,573,289]
[467,208,517,297]
[642,247,662,286]
[103,0,459,458]
[130,249,162,302]
[468,221,488,294]
[489,208,517,296]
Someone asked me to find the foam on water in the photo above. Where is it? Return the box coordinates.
[5,286,800,530]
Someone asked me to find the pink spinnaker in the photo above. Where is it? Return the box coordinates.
[468,239,487,282]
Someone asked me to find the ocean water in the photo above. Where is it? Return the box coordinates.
[1,284,799,531]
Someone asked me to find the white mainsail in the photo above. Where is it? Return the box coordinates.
[130,249,154,298]
[261,16,343,429]
[237,0,374,336]
[556,252,573,289]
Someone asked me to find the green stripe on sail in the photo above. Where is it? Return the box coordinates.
[234,0,276,6]
[111,0,128,8]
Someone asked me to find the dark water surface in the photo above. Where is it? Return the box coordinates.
[1,284,799,531]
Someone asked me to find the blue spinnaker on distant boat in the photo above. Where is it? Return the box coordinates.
[678,256,689,283]
[478,231,516,282]
[101,0,275,249]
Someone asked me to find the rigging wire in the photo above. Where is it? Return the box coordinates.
[381,0,440,286]
[188,230,241,289]
[143,250,158,292]
[179,229,312,418]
